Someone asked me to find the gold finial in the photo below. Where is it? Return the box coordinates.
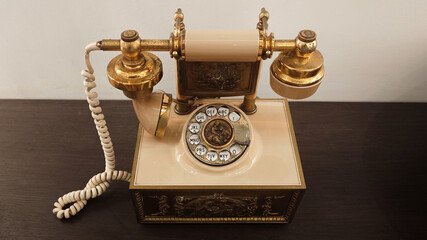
[174,8,184,21]
[259,8,269,21]
[171,8,185,59]
[258,8,269,32]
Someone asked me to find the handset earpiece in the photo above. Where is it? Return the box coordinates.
[270,30,324,99]
[106,30,172,137]
[132,90,172,137]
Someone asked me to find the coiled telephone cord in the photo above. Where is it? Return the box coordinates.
[52,42,132,219]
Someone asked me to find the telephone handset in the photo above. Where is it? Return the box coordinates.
[53,8,324,222]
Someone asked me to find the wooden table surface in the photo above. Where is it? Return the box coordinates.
[0,100,425,239]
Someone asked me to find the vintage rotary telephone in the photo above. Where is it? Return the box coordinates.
[53,8,324,221]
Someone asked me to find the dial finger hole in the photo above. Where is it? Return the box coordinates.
[189,123,200,133]
[206,106,217,117]
[230,144,242,155]
[195,145,207,156]
[219,150,231,161]
[206,151,218,161]
[189,134,200,145]
[228,112,240,122]
[195,112,207,122]
[218,106,230,117]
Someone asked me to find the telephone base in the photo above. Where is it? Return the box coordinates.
[129,99,305,223]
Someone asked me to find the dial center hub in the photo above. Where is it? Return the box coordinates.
[203,119,233,147]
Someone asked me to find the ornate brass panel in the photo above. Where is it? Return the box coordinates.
[175,193,257,217]
[177,60,261,98]
[130,190,304,223]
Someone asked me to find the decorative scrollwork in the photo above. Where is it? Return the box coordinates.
[262,195,286,216]
[192,63,241,90]
[148,195,170,216]
[204,119,233,147]
[284,191,300,221]
[174,193,257,217]
[134,192,145,222]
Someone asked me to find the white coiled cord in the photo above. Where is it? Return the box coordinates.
[52,42,132,219]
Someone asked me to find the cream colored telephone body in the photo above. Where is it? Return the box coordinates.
[53,8,324,223]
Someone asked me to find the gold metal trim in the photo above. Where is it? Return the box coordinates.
[271,50,324,87]
[174,99,195,115]
[130,185,305,190]
[100,39,120,51]
[240,98,258,115]
[180,30,186,60]
[257,31,264,61]
[155,92,172,137]
[257,8,274,60]
[170,8,185,59]
[142,216,288,223]
[140,40,170,51]
[273,40,296,52]
[283,191,301,222]
[284,99,306,189]
[107,52,163,99]
[133,191,145,222]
